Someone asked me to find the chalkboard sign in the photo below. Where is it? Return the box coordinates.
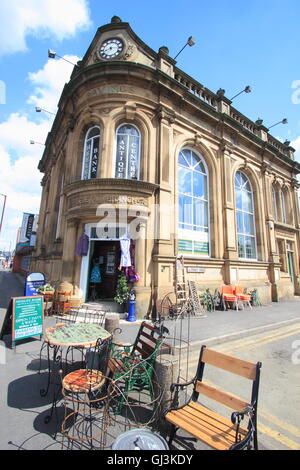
[12,296,44,344]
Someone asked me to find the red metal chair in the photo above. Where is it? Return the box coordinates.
[234,286,252,309]
[220,285,238,310]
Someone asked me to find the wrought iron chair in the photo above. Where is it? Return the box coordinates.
[60,336,114,449]
[108,322,166,414]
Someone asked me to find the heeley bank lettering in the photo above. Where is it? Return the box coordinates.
[86,85,135,98]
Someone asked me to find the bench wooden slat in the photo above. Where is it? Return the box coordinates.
[178,409,238,445]
[195,381,250,411]
[188,402,248,437]
[139,330,158,344]
[202,348,257,380]
[108,357,127,375]
[166,408,235,450]
[142,323,156,331]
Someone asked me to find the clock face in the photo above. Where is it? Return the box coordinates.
[99,38,124,59]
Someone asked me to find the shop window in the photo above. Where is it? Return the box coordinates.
[178,147,209,256]
[115,124,141,179]
[81,127,100,180]
[235,171,257,260]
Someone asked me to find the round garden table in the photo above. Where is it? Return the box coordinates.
[44,322,111,348]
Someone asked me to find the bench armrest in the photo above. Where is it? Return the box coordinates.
[110,342,134,358]
[231,405,254,425]
[170,375,197,392]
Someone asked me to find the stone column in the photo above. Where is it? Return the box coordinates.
[59,218,79,292]
[221,144,237,285]
[134,221,152,318]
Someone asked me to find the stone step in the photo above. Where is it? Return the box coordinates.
[82,301,124,313]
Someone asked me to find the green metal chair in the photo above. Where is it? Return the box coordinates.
[108,321,166,414]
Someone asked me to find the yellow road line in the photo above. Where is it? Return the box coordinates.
[218,325,300,354]
[182,326,300,363]
[259,409,300,440]
[258,423,300,450]
[224,329,300,353]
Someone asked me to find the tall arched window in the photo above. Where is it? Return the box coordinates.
[235,171,257,259]
[115,124,141,179]
[82,127,100,180]
[272,186,278,221]
[178,148,209,256]
[280,189,287,224]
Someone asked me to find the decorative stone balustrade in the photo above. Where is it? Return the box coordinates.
[174,72,217,109]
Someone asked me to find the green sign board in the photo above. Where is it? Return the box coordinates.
[12,296,44,343]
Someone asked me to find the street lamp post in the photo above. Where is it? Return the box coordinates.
[0,193,7,235]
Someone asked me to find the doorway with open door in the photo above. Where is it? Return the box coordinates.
[87,240,121,302]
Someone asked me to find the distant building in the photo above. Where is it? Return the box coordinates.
[31,16,300,317]
[13,213,38,275]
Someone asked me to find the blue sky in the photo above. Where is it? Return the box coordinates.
[0,0,300,251]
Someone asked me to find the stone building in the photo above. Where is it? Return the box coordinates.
[31,16,300,318]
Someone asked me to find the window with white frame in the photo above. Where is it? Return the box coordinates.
[82,127,100,180]
[178,148,209,256]
[115,124,141,179]
[235,171,257,259]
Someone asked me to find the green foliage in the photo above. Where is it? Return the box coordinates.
[114,272,130,305]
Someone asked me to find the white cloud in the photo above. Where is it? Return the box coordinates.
[0,0,91,55]
[27,55,81,112]
[291,136,300,162]
[0,54,79,250]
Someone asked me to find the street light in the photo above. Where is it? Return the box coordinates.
[0,193,7,235]
[30,140,45,146]
[230,85,252,100]
[174,36,196,60]
[35,106,55,116]
[48,49,77,66]
[267,118,288,130]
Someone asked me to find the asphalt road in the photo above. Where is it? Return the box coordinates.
[177,323,300,450]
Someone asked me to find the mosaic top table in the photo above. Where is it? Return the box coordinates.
[44,322,111,348]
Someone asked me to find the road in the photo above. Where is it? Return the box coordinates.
[178,323,300,450]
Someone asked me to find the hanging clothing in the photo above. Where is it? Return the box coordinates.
[75,233,89,256]
[119,233,132,267]
[90,264,102,283]
[125,266,140,283]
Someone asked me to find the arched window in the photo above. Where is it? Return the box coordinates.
[115,124,141,179]
[178,148,209,256]
[280,189,287,224]
[82,127,100,180]
[272,186,278,221]
[235,171,257,259]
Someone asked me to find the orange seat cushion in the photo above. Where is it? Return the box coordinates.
[63,369,104,392]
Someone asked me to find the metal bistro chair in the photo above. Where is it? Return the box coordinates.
[64,308,109,368]
[38,308,81,376]
[60,336,114,450]
[108,322,166,414]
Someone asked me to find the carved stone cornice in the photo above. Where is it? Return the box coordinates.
[65,178,158,197]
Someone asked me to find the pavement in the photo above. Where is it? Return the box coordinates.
[0,269,300,451]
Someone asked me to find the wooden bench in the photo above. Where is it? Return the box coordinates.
[165,345,262,450]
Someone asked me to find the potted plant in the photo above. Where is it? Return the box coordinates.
[114,272,130,311]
